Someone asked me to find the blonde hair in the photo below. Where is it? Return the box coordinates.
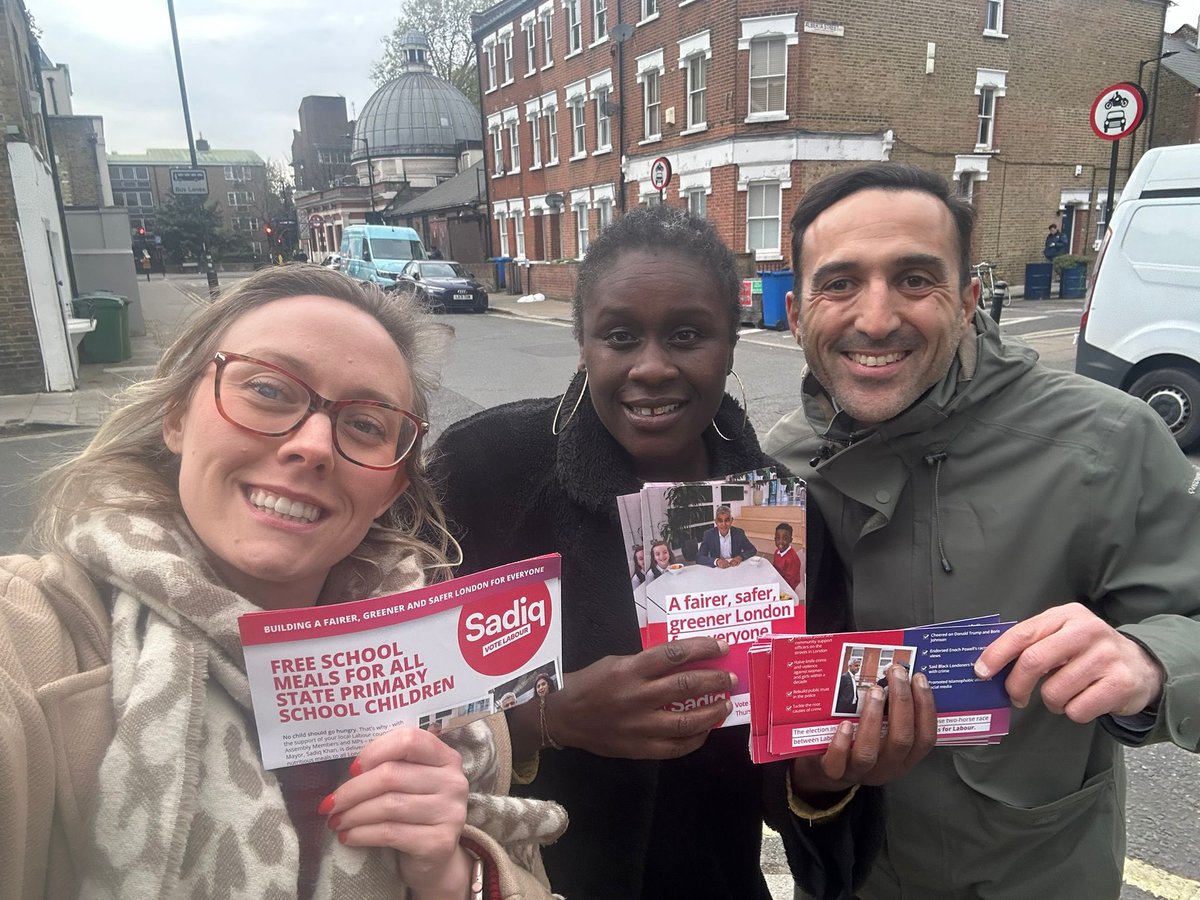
[33,265,457,580]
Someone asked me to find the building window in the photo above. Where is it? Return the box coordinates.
[571,99,586,156]
[985,0,1004,33]
[593,0,608,42]
[566,0,582,53]
[542,9,554,64]
[747,182,781,255]
[514,211,526,258]
[492,128,504,175]
[547,107,560,161]
[231,216,261,231]
[597,197,613,231]
[224,166,253,182]
[977,86,996,149]
[595,86,612,150]
[531,116,543,167]
[496,214,509,256]
[110,165,150,189]
[575,202,590,256]
[687,188,707,218]
[226,190,255,206]
[641,0,658,19]
[749,36,786,115]
[507,120,521,171]
[643,70,661,139]
[524,21,537,73]
[642,192,662,207]
[687,56,707,128]
[502,32,514,82]
[114,190,154,211]
[487,44,497,90]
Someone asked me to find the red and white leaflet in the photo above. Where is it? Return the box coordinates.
[239,555,562,769]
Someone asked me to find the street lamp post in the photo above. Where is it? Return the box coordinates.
[348,133,376,216]
[1129,51,1179,172]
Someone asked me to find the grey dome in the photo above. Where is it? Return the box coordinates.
[354,73,481,158]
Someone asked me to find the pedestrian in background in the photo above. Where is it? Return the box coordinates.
[767,162,1200,899]
[1043,222,1068,260]
[0,267,565,900]
[430,205,936,900]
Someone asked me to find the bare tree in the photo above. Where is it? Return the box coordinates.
[371,0,487,105]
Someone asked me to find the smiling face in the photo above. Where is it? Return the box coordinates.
[535,676,550,697]
[788,189,977,425]
[774,527,792,552]
[715,510,733,537]
[163,295,413,609]
[580,249,736,482]
[634,547,646,571]
[652,542,672,568]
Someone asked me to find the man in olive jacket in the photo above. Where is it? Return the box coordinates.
[766,162,1200,900]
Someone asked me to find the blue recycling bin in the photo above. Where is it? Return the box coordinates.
[759,270,792,330]
[1024,262,1053,300]
[1058,263,1088,299]
[493,256,511,289]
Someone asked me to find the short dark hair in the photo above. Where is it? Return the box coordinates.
[789,163,976,290]
[573,205,741,342]
[775,522,793,537]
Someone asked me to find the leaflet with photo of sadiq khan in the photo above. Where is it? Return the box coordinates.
[239,555,563,769]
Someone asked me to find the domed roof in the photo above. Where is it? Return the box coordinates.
[354,72,481,159]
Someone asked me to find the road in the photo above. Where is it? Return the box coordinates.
[1,301,1196,899]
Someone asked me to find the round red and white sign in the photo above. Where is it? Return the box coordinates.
[308,213,325,228]
[1089,82,1146,141]
[650,156,672,191]
[457,581,553,677]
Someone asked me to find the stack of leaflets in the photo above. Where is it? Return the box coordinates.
[239,555,563,769]
[747,616,1015,762]
[617,468,808,726]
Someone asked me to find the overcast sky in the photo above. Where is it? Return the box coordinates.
[28,0,1200,170]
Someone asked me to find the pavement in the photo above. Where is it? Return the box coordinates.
[0,273,575,433]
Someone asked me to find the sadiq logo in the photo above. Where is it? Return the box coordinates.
[458,581,552,676]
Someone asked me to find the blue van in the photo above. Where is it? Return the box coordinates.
[339,225,427,286]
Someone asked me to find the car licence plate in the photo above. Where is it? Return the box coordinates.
[454,293,472,300]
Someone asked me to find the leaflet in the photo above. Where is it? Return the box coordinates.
[239,555,563,769]
[749,617,1014,762]
[616,469,807,726]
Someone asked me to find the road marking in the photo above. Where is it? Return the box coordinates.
[1124,858,1200,899]
[740,327,765,336]
[0,427,94,445]
[488,310,573,328]
[1018,327,1080,341]
[997,315,1048,327]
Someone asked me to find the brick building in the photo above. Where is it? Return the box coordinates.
[106,147,269,254]
[290,95,354,192]
[1154,24,1200,148]
[0,0,78,394]
[475,0,1170,294]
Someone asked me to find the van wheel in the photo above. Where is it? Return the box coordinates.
[1130,367,1200,450]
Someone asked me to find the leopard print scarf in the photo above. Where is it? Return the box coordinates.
[63,503,566,900]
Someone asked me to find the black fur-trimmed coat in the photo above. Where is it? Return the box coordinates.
[429,392,880,900]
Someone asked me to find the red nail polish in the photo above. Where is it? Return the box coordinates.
[337,830,349,844]
[327,814,342,831]
[349,758,363,778]
[317,793,335,816]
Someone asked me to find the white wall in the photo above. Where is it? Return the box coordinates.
[9,141,75,391]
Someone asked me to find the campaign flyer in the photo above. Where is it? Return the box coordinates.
[761,620,1014,758]
[240,555,562,769]
[615,475,807,727]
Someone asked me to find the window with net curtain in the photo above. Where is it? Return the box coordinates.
[747,182,781,254]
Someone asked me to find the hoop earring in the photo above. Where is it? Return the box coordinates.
[711,370,749,442]
[551,369,588,435]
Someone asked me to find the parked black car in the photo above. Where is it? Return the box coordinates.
[391,260,489,313]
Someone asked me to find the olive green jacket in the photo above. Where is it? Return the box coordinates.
[765,311,1200,899]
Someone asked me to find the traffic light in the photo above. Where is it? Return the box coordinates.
[264,224,274,236]
[137,227,146,236]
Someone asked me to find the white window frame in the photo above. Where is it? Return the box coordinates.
[485,41,498,91]
[574,201,590,256]
[570,97,587,158]
[490,118,504,177]
[687,187,707,218]
[746,181,782,258]
[541,5,554,66]
[501,31,514,83]
[687,55,707,131]
[984,0,1007,36]
[973,69,1007,151]
[592,0,608,44]
[748,36,787,118]
[977,87,996,149]
[496,212,509,256]
[224,165,252,182]
[597,197,613,231]
[640,0,658,23]
[595,86,612,151]
[507,117,521,172]
[678,32,711,134]
[529,108,543,168]
[514,210,526,258]
[565,0,582,54]
[545,98,560,163]
[643,70,661,140]
[524,19,537,74]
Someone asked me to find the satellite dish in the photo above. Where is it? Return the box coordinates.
[545,192,565,210]
[601,100,622,117]
[611,22,634,42]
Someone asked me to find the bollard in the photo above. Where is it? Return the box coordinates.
[990,281,1008,324]
[207,269,220,298]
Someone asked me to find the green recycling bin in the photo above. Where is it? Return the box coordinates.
[72,293,131,363]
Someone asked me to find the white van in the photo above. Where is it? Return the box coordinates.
[1075,145,1200,450]
[339,225,427,287]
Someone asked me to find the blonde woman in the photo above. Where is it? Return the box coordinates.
[0,267,564,900]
